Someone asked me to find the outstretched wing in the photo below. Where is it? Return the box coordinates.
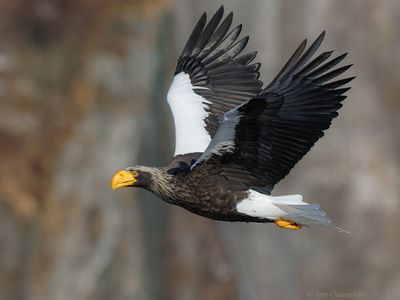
[167,6,263,156]
[192,32,354,194]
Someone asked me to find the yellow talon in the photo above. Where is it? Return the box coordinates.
[275,219,302,230]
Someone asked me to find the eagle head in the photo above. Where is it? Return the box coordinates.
[111,166,153,190]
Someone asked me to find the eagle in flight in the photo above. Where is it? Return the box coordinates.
[111,6,353,231]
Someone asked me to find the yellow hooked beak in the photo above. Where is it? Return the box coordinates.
[111,170,136,191]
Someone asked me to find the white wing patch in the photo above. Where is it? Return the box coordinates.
[167,72,211,156]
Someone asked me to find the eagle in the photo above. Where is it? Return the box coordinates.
[111,6,353,231]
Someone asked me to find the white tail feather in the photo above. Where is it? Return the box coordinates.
[270,194,305,205]
[236,191,348,233]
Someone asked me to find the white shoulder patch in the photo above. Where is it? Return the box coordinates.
[191,108,240,168]
[167,72,211,156]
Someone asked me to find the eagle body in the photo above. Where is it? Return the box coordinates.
[111,6,354,231]
[133,155,270,223]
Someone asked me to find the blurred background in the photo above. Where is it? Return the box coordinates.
[0,0,399,299]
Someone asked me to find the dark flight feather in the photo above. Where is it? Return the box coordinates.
[193,32,354,194]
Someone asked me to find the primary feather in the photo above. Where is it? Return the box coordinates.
[193,31,354,194]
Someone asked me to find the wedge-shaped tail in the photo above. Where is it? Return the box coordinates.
[237,192,348,232]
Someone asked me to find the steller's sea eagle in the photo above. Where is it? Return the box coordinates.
[111,6,354,231]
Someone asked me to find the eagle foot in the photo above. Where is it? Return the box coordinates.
[275,219,302,230]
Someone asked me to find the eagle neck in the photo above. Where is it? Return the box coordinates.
[146,167,179,203]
